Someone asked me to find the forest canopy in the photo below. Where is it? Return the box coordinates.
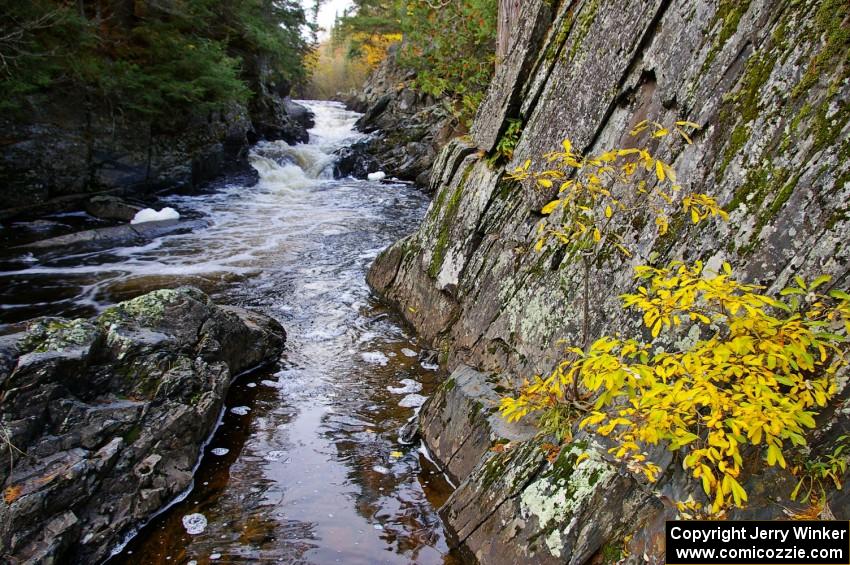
[335,0,498,126]
[0,0,310,120]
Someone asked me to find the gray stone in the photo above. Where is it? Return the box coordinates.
[419,365,536,484]
[17,219,207,252]
[369,0,850,562]
[0,287,285,564]
[85,195,144,222]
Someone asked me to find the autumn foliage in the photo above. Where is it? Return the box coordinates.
[500,122,850,515]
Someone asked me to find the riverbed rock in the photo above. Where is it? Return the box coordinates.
[441,440,661,565]
[284,98,315,130]
[0,287,285,564]
[85,195,145,222]
[17,219,208,253]
[332,140,382,179]
[369,0,850,562]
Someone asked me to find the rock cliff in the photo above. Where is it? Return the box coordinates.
[369,0,849,562]
[340,45,458,187]
[0,287,285,564]
[0,79,311,216]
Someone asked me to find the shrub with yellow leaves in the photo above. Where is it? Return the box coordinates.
[499,120,850,515]
[502,261,850,514]
[508,120,727,259]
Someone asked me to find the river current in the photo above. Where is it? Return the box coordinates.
[0,101,465,564]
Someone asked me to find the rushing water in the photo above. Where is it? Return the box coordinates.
[0,101,469,564]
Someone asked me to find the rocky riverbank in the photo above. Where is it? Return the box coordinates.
[368,0,850,562]
[335,45,457,188]
[0,287,285,564]
[0,90,312,218]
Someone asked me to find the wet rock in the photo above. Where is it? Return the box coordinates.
[398,415,419,445]
[85,195,145,222]
[17,219,207,252]
[440,441,660,564]
[283,98,315,130]
[332,141,381,179]
[355,94,394,133]
[0,287,285,564]
[419,365,536,484]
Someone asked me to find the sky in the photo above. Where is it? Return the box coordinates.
[305,0,354,40]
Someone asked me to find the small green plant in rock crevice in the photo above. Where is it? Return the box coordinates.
[791,434,850,505]
[488,118,524,166]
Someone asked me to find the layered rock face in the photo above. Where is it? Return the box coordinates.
[0,287,285,564]
[370,0,849,562]
[340,45,457,187]
[0,85,312,215]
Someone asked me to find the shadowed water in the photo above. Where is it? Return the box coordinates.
[0,101,468,564]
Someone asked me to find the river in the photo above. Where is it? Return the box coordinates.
[0,101,466,564]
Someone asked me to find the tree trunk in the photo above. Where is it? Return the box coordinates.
[496,0,521,66]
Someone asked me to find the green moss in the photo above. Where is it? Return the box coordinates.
[601,541,624,564]
[480,452,508,489]
[791,0,850,99]
[725,162,796,255]
[567,0,600,62]
[427,165,473,279]
[469,400,485,422]
[809,85,850,155]
[717,123,750,181]
[731,51,773,124]
[701,0,754,72]
[764,172,801,221]
[21,318,98,354]
[123,425,142,445]
[441,377,456,392]
[99,288,185,328]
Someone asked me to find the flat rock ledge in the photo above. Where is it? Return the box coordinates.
[0,287,285,564]
[419,365,660,564]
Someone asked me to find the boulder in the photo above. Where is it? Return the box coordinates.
[332,141,381,179]
[17,219,207,253]
[0,287,285,564]
[418,365,536,484]
[85,195,144,222]
[283,98,315,130]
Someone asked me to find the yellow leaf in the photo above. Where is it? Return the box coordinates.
[605,205,613,219]
[593,228,602,242]
[538,178,553,188]
[575,452,590,465]
[390,451,403,458]
[541,200,560,214]
[655,160,666,182]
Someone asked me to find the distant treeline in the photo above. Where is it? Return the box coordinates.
[333,0,498,126]
[0,0,309,121]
